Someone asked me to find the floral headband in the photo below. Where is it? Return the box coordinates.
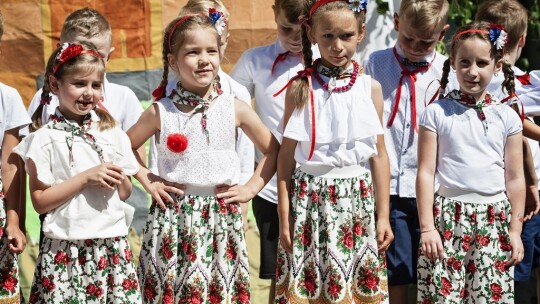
[208,8,227,35]
[309,0,367,17]
[52,43,103,75]
[453,23,508,51]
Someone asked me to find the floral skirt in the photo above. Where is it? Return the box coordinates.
[275,169,388,304]
[29,236,141,303]
[137,195,250,304]
[417,195,514,304]
[0,193,20,304]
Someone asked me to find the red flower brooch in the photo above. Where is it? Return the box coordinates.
[167,133,188,153]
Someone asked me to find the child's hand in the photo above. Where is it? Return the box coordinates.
[147,173,185,209]
[83,163,125,190]
[506,231,524,267]
[215,184,255,204]
[524,184,540,222]
[420,229,444,262]
[5,224,26,254]
[279,213,294,254]
[376,220,394,253]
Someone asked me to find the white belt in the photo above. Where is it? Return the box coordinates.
[299,164,367,178]
[437,187,507,204]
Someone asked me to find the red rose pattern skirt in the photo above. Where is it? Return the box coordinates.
[137,195,250,304]
[28,236,141,303]
[275,169,388,303]
[0,184,21,303]
[417,194,514,304]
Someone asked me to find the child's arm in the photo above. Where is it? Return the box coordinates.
[369,80,393,253]
[1,128,26,253]
[117,171,132,201]
[216,99,279,203]
[127,104,184,209]
[28,160,125,214]
[505,132,526,266]
[522,138,540,221]
[416,126,443,262]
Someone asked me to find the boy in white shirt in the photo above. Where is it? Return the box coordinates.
[364,0,450,302]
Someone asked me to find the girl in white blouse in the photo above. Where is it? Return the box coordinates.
[416,22,525,303]
[15,42,141,303]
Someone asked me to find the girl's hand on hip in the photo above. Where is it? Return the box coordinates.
[147,173,185,210]
[5,224,26,254]
[215,184,255,204]
[420,229,444,262]
[376,220,394,253]
[506,231,524,266]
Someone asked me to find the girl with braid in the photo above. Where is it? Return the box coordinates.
[417,22,525,303]
[14,42,141,302]
[128,14,278,303]
[274,0,393,302]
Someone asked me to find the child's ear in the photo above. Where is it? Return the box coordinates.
[438,24,450,41]
[357,23,366,44]
[495,59,504,74]
[393,13,399,32]
[49,75,60,95]
[167,53,178,73]
[107,46,115,61]
[518,32,527,48]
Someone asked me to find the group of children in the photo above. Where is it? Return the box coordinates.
[0,0,539,303]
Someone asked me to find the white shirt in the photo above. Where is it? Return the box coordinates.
[365,45,452,197]
[148,69,255,184]
[355,0,400,63]
[0,83,31,159]
[282,73,383,166]
[27,76,143,132]
[14,111,140,240]
[420,98,522,195]
[230,39,309,203]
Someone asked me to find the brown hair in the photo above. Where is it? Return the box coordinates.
[180,0,230,18]
[475,0,528,53]
[153,15,218,101]
[60,7,111,44]
[439,22,514,99]
[399,0,449,32]
[275,0,308,24]
[31,41,115,132]
[290,0,366,109]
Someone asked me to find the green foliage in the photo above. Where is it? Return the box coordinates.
[375,0,390,15]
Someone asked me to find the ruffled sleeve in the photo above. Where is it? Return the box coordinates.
[13,131,56,185]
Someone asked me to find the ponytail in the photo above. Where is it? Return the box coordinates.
[439,59,451,99]
[94,108,116,131]
[288,21,313,109]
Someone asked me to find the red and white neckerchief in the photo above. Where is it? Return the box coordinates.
[447,90,495,135]
[387,47,435,132]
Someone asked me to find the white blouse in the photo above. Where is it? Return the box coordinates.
[0,83,31,158]
[14,111,139,240]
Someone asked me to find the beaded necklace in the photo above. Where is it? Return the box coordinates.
[312,59,361,93]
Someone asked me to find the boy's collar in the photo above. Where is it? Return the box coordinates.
[394,43,436,65]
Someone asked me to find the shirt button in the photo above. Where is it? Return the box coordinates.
[400,172,404,176]
[406,123,411,128]
[402,149,407,155]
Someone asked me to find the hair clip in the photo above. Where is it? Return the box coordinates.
[209,8,227,35]
[348,0,367,12]
[488,24,507,50]
[53,42,102,74]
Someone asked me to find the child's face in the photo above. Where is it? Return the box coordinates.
[72,34,114,64]
[307,9,363,68]
[394,14,448,62]
[50,68,104,124]
[274,7,302,53]
[452,37,502,100]
[168,27,220,95]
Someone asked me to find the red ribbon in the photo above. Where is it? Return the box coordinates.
[272,51,290,74]
[387,48,432,132]
[273,68,317,160]
[516,73,531,86]
[501,93,525,123]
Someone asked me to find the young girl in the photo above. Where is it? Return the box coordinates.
[275,0,393,302]
[129,14,278,303]
[417,22,525,303]
[230,0,312,302]
[0,11,31,303]
[14,42,142,303]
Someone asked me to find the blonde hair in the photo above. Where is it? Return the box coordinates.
[180,0,230,18]
[60,7,111,44]
[399,0,449,32]
[31,41,115,132]
[290,0,365,109]
[475,0,528,52]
